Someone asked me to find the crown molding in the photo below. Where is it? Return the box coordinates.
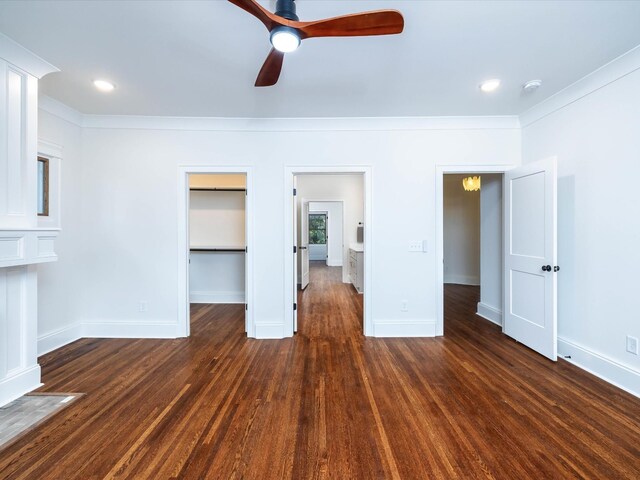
[520,44,640,128]
[39,95,84,126]
[37,97,521,132]
[0,33,58,79]
[82,113,520,131]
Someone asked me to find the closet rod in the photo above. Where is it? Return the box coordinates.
[189,187,246,192]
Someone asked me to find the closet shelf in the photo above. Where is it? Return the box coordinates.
[190,246,245,253]
[189,187,246,192]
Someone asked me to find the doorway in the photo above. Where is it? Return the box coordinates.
[436,159,559,361]
[442,173,503,334]
[308,213,328,262]
[177,166,254,338]
[435,165,510,337]
[284,167,372,337]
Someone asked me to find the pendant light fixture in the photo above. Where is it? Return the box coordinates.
[462,176,481,192]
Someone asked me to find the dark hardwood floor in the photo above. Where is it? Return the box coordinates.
[1,266,639,479]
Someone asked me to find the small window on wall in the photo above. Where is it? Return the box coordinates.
[37,156,49,216]
[309,214,327,245]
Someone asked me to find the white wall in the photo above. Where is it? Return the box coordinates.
[37,104,520,339]
[309,201,343,267]
[521,56,640,395]
[189,188,245,304]
[443,174,480,285]
[478,174,503,326]
[36,109,83,354]
[298,176,362,282]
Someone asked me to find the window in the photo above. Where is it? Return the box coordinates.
[37,156,49,216]
[308,214,327,244]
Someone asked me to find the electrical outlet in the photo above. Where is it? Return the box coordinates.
[626,335,638,355]
[138,301,148,313]
[401,300,409,312]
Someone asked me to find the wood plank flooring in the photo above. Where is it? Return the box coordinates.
[1,265,639,479]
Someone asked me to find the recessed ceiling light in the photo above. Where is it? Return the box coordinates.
[93,79,115,92]
[523,79,542,92]
[479,79,501,93]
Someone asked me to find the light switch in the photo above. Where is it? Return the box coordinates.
[409,241,422,252]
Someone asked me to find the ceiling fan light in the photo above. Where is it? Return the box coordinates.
[270,26,300,53]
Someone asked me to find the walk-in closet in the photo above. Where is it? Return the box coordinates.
[189,174,246,307]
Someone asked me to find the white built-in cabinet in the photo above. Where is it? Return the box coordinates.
[0,34,59,406]
[349,246,364,294]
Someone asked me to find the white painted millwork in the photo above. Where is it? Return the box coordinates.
[0,229,59,268]
[349,247,364,294]
[504,157,558,361]
[478,174,503,324]
[300,201,310,290]
[0,38,58,407]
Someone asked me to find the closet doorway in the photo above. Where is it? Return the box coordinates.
[177,167,254,338]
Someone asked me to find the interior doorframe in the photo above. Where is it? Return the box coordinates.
[177,165,254,338]
[435,164,514,336]
[284,166,372,337]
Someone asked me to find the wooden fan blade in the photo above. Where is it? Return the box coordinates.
[295,10,404,39]
[227,0,282,31]
[255,48,285,87]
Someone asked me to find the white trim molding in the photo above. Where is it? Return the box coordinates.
[82,321,179,339]
[444,275,480,286]
[38,324,82,356]
[373,320,436,337]
[189,291,245,304]
[0,33,58,79]
[0,229,59,268]
[476,302,502,327]
[254,323,286,339]
[520,44,640,127]
[0,365,42,407]
[38,95,520,132]
[284,166,373,338]
[177,166,254,338]
[558,337,640,398]
[435,164,515,336]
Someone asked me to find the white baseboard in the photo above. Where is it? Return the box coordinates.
[476,302,502,326]
[373,320,436,337]
[444,275,480,286]
[82,321,179,339]
[190,291,244,304]
[38,324,82,356]
[558,337,640,398]
[254,322,285,339]
[0,364,42,407]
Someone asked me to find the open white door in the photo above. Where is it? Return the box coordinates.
[504,157,558,360]
[293,178,298,332]
[300,201,310,289]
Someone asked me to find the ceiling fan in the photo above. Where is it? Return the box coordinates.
[228,0,404,87]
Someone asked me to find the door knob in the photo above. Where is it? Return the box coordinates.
[542,265,551,272]
[554,266,560,272]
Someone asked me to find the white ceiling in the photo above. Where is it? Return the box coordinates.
[1,0,639,118]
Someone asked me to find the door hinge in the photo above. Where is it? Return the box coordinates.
[245,304,248,311]
[293,245,297,254]
[293,188,297,196]
[293,303,297,311]
[245,246,248,253]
